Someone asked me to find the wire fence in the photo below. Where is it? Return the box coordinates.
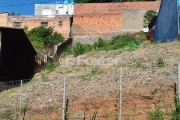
[0,66,178,120]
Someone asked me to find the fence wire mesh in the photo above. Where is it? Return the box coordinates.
[0,66,178,120]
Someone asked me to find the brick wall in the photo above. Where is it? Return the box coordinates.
[0,13,8,27]
[0,13,71,39]
[73,1,161,39]
[73,14,122,35]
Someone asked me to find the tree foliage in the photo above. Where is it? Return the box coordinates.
[27,26,64,48]
[143,10,157,26]
[8,12,21,16]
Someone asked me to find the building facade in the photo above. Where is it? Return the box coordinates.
[72,1,160,44]
[0,1,161,43]
[0,12,72,39]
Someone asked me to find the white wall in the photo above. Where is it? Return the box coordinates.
[56,4,74,15]
[35,4,74,16]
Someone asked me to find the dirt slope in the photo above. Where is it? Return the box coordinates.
[0,41,180,120]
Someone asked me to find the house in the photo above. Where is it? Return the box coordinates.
[35,0,74,16]
[0,0,74,39]
[0,12,72,39]
[154,0,178,42]
[0,27,37,82]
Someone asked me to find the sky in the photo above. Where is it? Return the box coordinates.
[0,0,64,15]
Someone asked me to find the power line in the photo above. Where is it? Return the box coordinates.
[0,1,64,8]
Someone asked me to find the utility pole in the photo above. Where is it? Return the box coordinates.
[19,80,22,120]
[62,75,66,120]
[119,67,122,120]
[178,63,180,98]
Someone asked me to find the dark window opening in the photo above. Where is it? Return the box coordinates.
[13,22,21,28]
[41,22,48,27]
[58,21,63,26]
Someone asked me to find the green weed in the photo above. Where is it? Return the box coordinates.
[81,68,103,80]
[147,109,164,120]
[157,58,165,67]
[170,97,180,120]
[45,62,59,72]
[41,74,49,82]
[0,110,14,120]
[63,34,143,56]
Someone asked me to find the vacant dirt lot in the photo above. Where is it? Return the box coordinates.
[0,41,180,120]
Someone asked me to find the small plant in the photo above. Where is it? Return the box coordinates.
[0,110,14,120]
[80,63,88,67]
[170,97,180,120]
[81,68,103,80]
[45,62,56,71]
[72,42,93,56]
[114,76,119,83]
[41,74,49,82]
[90,68,103,77]
[94,37,107,51]
[157,58,165,67]
[23,25,28,34]
[148,109,164,120]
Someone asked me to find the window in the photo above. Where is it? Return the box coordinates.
[41,22,48,27]
[58,21,63,26]
[13,22,21,28]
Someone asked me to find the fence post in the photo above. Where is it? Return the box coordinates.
[178,62,180,98]
[19,80,22,120]
[119,67,122,120]
[62,75,66,120]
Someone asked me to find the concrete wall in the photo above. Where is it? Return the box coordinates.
[35,4,74,16]
[35,4,56,16]
[0,13,71,39]
[122,10,147,32]
[122,9,159,33]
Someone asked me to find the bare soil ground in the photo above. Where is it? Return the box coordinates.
[0,41,180,120]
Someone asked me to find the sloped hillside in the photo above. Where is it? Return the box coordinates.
[0,41,179,120]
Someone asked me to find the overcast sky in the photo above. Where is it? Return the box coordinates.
[0,0,64,15]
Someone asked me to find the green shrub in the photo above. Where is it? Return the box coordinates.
[31,41,45,49]
[72,42,86,56]
[45,62,56,71]
[63,34,143,57]
[94,37,107,50]
[157,58,165,67]
[27,26,64,48]
[72,42,93,56]
[144,10,157,26]
[148,109,164,120]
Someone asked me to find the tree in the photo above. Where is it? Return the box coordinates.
[143,10,157,26]
[8,12,21,16]
[27,26,64,48]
